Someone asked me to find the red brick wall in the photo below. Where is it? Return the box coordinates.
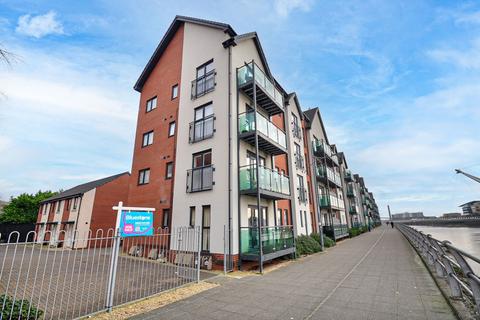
[90,174,130,236]
[127,23,184,230]
[272,113,292,225]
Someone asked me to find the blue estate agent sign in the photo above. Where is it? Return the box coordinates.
[120,210,154,237]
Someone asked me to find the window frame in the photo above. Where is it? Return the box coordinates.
[189,206,196,228]
[162,209,170,228]
[201,205,211,252]
[168,122,176,137]
[142,130,154,147]
[138,168,150,185]
[171,84,178,100]
[146,96,157,113]
[165,162,173,180]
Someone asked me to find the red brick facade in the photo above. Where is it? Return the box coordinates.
[127,23,184,230]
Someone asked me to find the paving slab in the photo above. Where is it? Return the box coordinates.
[131,226,456,320]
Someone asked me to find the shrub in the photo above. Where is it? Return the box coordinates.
[296,235,321,256]
[323,235,335,248]
[349,227,360,237]
[0,294,43,320]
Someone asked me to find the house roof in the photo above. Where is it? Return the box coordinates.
[459,200,480,207]
[303,107,330,145]
[41,172,130,203]
[286,92,304,120]
[134,15,236,92]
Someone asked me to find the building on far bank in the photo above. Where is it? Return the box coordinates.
[36,172,130,248]
[442,212,462,218]
[392,212,424,220]
[460,201,480,216]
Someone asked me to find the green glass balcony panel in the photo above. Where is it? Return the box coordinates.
[238,112,286,148]
[239,166,290,195]
[319,195,330,207]
[240,226,294,256]
[237,63,253,86]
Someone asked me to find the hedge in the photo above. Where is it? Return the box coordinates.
[0,294,43,320]
[296,235,321,256]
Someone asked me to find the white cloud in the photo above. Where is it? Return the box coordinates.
[16,11,64,38]
[274,0,314,18]
[428,38,480,70]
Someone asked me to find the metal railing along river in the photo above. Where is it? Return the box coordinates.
[0,226,204,319]
[397,224,480,315]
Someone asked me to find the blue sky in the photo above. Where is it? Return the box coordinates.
[1,0,479,216]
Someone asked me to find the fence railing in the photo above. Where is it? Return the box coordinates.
[397,224,480,315]
[0,226,204,319]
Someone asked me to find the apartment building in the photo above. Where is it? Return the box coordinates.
[127,15,380,270]
[36,172,130,248]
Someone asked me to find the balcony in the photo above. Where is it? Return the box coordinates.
[237,62,284,115]
[298,186,308,204]
[316,165,342,187]
[238,111,287,155]
[318,194,343,210]
[189,115,214,143]
[344,169,353,182]
[312,140,339,166]
[323,224,349,240]
[191,69,215,99]
[349,206,358,215]
[239,165,290,200]
[186,165,213,193]
[295,154,305,171]
[240,226,295,262]
[346,184,355,198]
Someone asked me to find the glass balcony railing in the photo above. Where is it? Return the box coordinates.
[237,62,284,107]
[238,111,286,148]
[316,165,341,186]
[344,169,353,181]
[312,140,339,165]
[240,226,294,256]
[349,206,358,215]
[319,194,341,208]
[239,165,290,195]
[346,184,355,197]
[323,224,349,239]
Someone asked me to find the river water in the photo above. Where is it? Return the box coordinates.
[410,225,480,274]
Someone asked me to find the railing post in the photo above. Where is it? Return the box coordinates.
[197,226,201,283]
[105,230,121,312]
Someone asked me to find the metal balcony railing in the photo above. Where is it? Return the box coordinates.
[186,165,213,193]
[295,154,305,171]
[191,69,215,99]
[298,187,308,204]
[292,123,302,139]
[312,140,339,165]
[397,224,480,315]
[189,115,214,143]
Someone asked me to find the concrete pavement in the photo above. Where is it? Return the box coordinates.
[131,226,456,320]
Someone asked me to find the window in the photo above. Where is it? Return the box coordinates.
[202,205,211,252]
[43,204,48,215]
[247,206,268,227]
[300,210,304,227]
[275,209,282,226]
[168,122,175,137]
[292,113,301,139]
[146,96,157,112]
[72,197,78,210]
[162,209,170,228]
[283,209,288,226]
[55,201,62,214]
[189,103,214,143]
[295,143,304,170]
[171,84,178,99]
[304,211,309,234]
[189,207,196,228]
[165,162,173,179]
[187,150,213,192]
[298,175,307,203]
[192,60,215,99]
[142,131,154,147]
[138,168,150,185]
